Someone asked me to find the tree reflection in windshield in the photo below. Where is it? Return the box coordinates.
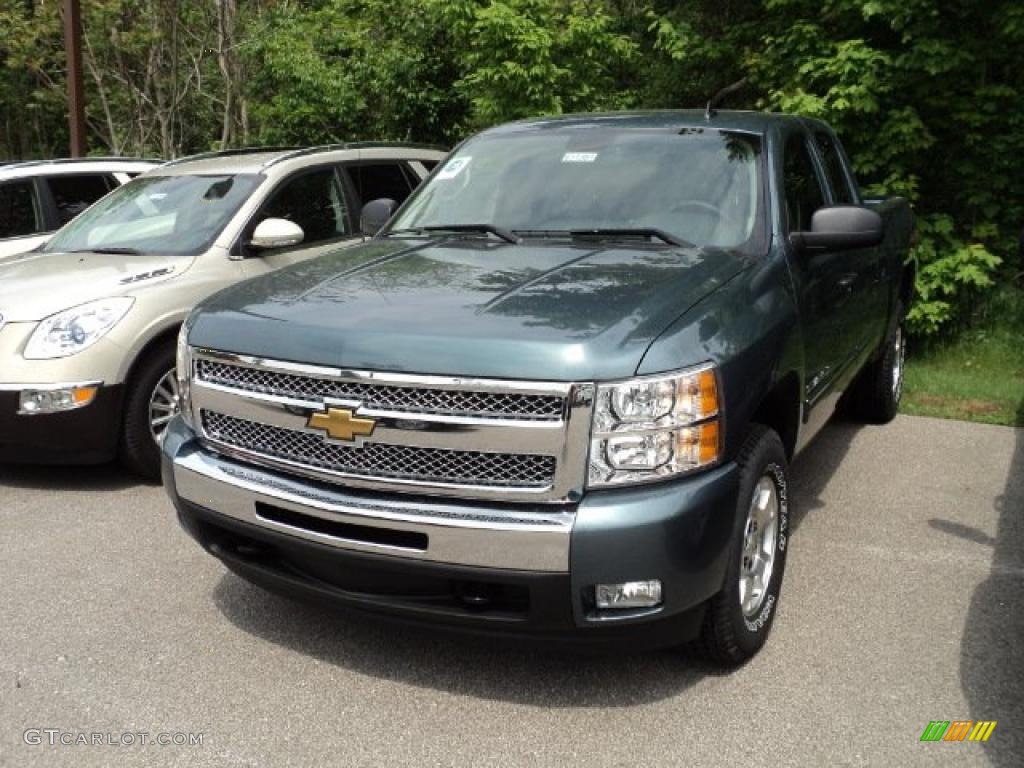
[394,129,764,252]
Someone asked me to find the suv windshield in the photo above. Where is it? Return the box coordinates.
[392,127,764,250]
[44,173,261,256]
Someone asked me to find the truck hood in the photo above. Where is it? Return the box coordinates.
[190,238,748,381]
[0,251,192,322]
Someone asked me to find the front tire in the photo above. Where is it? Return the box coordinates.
[695,425,790,666]
[119,342,179,481]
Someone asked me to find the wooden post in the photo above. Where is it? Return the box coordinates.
[63,0,86,157]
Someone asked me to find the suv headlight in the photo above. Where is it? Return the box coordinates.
[175,323,194,429]
[588,364,721,487]
[23,297,134,359]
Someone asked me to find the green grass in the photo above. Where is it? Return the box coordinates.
[901,288,1024,427]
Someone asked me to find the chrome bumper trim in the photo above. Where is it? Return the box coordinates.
[0,379,103,391]
[173,448,574,572]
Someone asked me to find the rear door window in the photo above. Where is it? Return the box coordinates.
[782,134,826,232]
[258,167,350,245]
[814,131,856,205]
[46,174,116,225]
[345,163,415,207]
[0,181,43,238]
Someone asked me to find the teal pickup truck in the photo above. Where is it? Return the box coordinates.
[162,111,914,664]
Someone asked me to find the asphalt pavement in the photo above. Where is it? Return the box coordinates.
[1,414,1021,767]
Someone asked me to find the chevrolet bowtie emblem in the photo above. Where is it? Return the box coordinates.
[306,407,377,443]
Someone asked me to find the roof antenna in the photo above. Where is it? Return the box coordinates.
[705,78,749,120]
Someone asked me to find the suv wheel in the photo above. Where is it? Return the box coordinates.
[119,342,179,481]
[695,425,790,666]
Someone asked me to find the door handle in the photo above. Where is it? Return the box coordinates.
[837,274,856,292]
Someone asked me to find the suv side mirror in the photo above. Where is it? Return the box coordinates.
[249,218,304,250]
[789,206,884,253]
[360,198,397,236]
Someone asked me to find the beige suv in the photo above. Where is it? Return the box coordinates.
[0,144,444,478]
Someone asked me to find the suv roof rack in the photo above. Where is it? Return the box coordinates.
[0,156,161,169]
[161,142,446,171]
[159,146,303,168]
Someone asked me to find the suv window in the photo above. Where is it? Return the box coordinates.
[46,174,115,225]
[814,132,855,205]
[783,134,826,232]
[347,163,414,206]
[259,168,349,245]
[0,181,42,238]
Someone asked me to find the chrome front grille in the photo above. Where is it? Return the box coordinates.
[197,359,564,421]
[202,411,557,488]
[188,349,594,503]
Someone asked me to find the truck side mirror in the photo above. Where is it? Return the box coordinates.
[360,198,397,236]
[789,206,884,253]
[249,218,305,250]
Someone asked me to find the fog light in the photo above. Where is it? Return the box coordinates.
[18,385,99,415]
[595,580,663,610]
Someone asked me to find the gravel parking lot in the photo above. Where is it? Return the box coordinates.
[1,414,1021,768]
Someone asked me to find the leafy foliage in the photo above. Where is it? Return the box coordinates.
[1,0,1021,335]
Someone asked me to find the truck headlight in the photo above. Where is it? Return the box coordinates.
[175,323,194,429]
[23,297,134,359]
[588,364,721,487]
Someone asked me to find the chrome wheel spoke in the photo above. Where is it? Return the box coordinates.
[148,369,181,445]
[738,475,781,619]
[892,326,904,400]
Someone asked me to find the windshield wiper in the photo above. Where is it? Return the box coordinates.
[68,246,143,255]
[567,228,691,247]
[388,224,520,244]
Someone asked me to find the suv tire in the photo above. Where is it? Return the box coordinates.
[119,341,177,481]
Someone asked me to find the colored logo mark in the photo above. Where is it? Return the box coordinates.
[920,721,997,742]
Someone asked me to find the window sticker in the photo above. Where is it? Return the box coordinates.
[436,157,471,180]
[561,152,599,163]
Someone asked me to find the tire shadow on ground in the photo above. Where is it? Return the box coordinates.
[211,569,718,707]
[0,462,139,492]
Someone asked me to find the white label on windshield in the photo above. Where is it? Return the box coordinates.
[437,157,471,180]
[561,152,598,163]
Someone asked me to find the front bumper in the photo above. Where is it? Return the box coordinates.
[162,417,741,644]
[0,383,124,464]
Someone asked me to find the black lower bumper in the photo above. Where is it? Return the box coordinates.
[0,385,124,464]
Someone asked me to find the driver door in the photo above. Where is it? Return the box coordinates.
[242,165,359,277]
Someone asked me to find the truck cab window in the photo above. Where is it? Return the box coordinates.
[347,163,413,206]
[815,132,855,205]
[0,181,42,237]
[46,174,115,225]
[259,168,349,245]
[783,134,825,232]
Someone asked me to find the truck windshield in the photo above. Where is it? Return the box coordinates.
[43,173,261,256]
[391,127,764,251]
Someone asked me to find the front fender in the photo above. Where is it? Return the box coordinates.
[636,250,803,463]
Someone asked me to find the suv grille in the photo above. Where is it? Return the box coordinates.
[197,359,564,421]
[202,411,557,489]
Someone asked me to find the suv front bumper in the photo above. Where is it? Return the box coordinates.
[162,417,741,645]
[0,384,124,464]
